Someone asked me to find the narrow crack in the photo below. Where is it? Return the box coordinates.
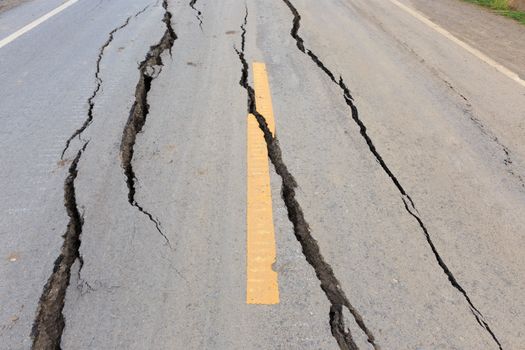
[280,0,503,348]
[189,0,203,30]
[442,79,525,189]
[235,8,378,350]
[60,6,149,159]
[31,142,88,350]
[352,6,524,190]
[134,4,152,18]
[389,28,524,189]
[120,0,176,248]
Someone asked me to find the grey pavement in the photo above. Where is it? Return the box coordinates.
[0,0,524,349]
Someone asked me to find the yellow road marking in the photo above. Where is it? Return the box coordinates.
[246,62,279,305]
[253,62,276,134]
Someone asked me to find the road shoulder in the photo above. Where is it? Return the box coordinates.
[0,0,31,14]
[408,0,525,79]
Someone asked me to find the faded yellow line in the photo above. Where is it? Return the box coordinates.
[246,62,279,305]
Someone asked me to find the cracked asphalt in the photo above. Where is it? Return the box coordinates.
[1,0,525,349]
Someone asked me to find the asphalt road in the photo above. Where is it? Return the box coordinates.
[1,0,524,349]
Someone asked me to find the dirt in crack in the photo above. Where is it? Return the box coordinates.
[280,0,503,348]
[234,8,378,350]
[60,7,149,159]
[120,0,176,249]
[31,142,88,350]
[189,0,203,29]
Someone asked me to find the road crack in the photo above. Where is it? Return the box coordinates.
[280,0,503,348]
[31,142,88,350]
[377,22,525,189]
[120,0,176,248]
[189,0,203,30]
[32,6,157,348]
[442,79,525,189]
[235,8,378,350]
[60,6,150,159]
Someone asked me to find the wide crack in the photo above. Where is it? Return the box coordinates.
[31,142,88,350]
[280,0,503,348]
[235,8,378,350]
[120,0,176,249]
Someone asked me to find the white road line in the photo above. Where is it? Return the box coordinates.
[0,0,79,49]
[388,0,525,88]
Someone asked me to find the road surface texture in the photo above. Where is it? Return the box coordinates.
[1,0,524,349]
